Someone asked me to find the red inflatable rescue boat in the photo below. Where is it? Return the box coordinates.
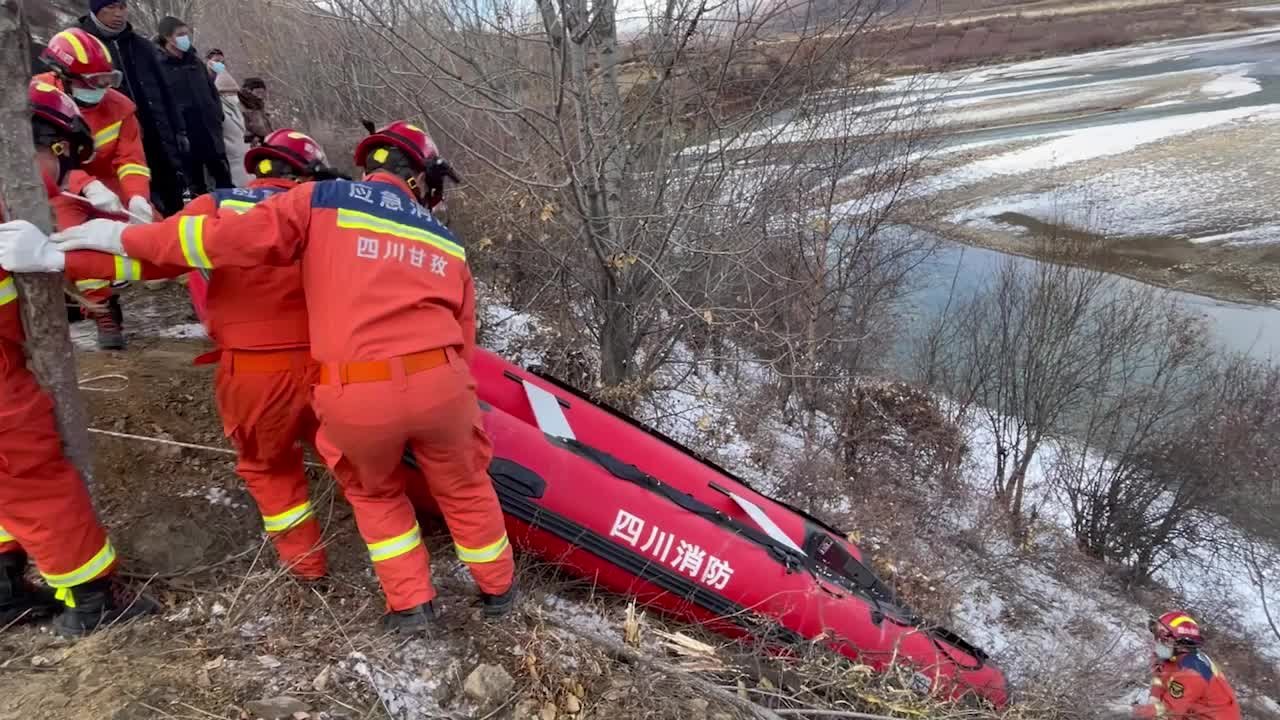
[465,350,1007,706]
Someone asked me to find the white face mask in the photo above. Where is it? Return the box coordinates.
[72,87,108,105]
[1155,643,1175,660]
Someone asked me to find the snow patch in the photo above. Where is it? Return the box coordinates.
[936,104,1280,189]
[1189,224,1280,245]
[1201,70,1262,99]
[152,322,209,339]
[179,485,247,509]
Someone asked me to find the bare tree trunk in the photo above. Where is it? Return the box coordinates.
[0,1,96,494]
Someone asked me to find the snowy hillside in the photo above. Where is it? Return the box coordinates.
[477,294,1280,712]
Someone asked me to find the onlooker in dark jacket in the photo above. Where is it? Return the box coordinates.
[239,77,273,147]
[155,16,232,194]
[77,0,189,216]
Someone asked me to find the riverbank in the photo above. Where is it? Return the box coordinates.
[871,0,1278,72]
[882,26,1280,306]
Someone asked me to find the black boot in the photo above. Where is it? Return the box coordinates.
[0,552,59,628]
[94,309,125,351]
[481,583,518,619]
[382,601,437,634]
[52,576,158,637]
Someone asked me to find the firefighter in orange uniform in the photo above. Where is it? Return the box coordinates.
[1133,611,1241,720]
[0,80,156,636]
[60,130,337,580]
[36,27,157,350]
[35,121,515,632]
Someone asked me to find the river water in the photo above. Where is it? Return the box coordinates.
[886,27,1280,361]
[906,243,1280,360]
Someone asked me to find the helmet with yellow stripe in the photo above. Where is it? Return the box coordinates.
[245,129,329,178]
[29,79,94,165]
[355,120,438,172]
[1151,611,1204,647]
[40,28,123,91]
[355,120,454,207]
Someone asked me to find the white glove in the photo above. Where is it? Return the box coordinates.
[127,196,155,224]
[50,218,128,256]
[0,220,65,272]
[82,180,125,216]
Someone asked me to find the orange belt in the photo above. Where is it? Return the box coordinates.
[195,348,312,373]
[319,348,449,385]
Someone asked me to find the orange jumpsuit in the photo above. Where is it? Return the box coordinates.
[119,172,513,610]
[34,74,152,308]
[0,198,116,595]
[65,178,328,578]
[1135,651,1240,720]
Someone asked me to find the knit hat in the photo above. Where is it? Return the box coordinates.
[215,71,240,95]
[90,0,121,14]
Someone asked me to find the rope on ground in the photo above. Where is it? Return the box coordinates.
[87,427,328,468]
[78,373,130,393]
[87,427,239,457]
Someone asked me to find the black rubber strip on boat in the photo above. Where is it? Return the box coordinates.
[502,368,861,552]
[552,437,915,616]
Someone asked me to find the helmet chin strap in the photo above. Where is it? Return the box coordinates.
[405,174,430,207]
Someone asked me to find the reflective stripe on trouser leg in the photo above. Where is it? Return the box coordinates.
[42,539,116,601]
[455,534,510,564]
[260,501,325,577]
[369,524,422,562]
[263,501,313,533]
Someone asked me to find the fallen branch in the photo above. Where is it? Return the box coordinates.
[773,710,912,720]
[541,613,787,720]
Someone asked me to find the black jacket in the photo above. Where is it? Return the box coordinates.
[75,16,186,171]
[156,45,226,158]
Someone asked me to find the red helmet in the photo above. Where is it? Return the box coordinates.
[41,28,122,89]
[245,129,329,177]
[1151,611,1204,647]
[29,79,94,163]
[354,120,438,171]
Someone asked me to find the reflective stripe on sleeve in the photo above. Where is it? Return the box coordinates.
[94,121,122,149]
[41,540,116,588]
[367,524,422,563]
[455,534,510,564]
[262,502,314,533]
[0,277,16,306]
[117,163,151,180]
[179,216,213,269]
[0,524,14,543]
[114,256,142,282]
